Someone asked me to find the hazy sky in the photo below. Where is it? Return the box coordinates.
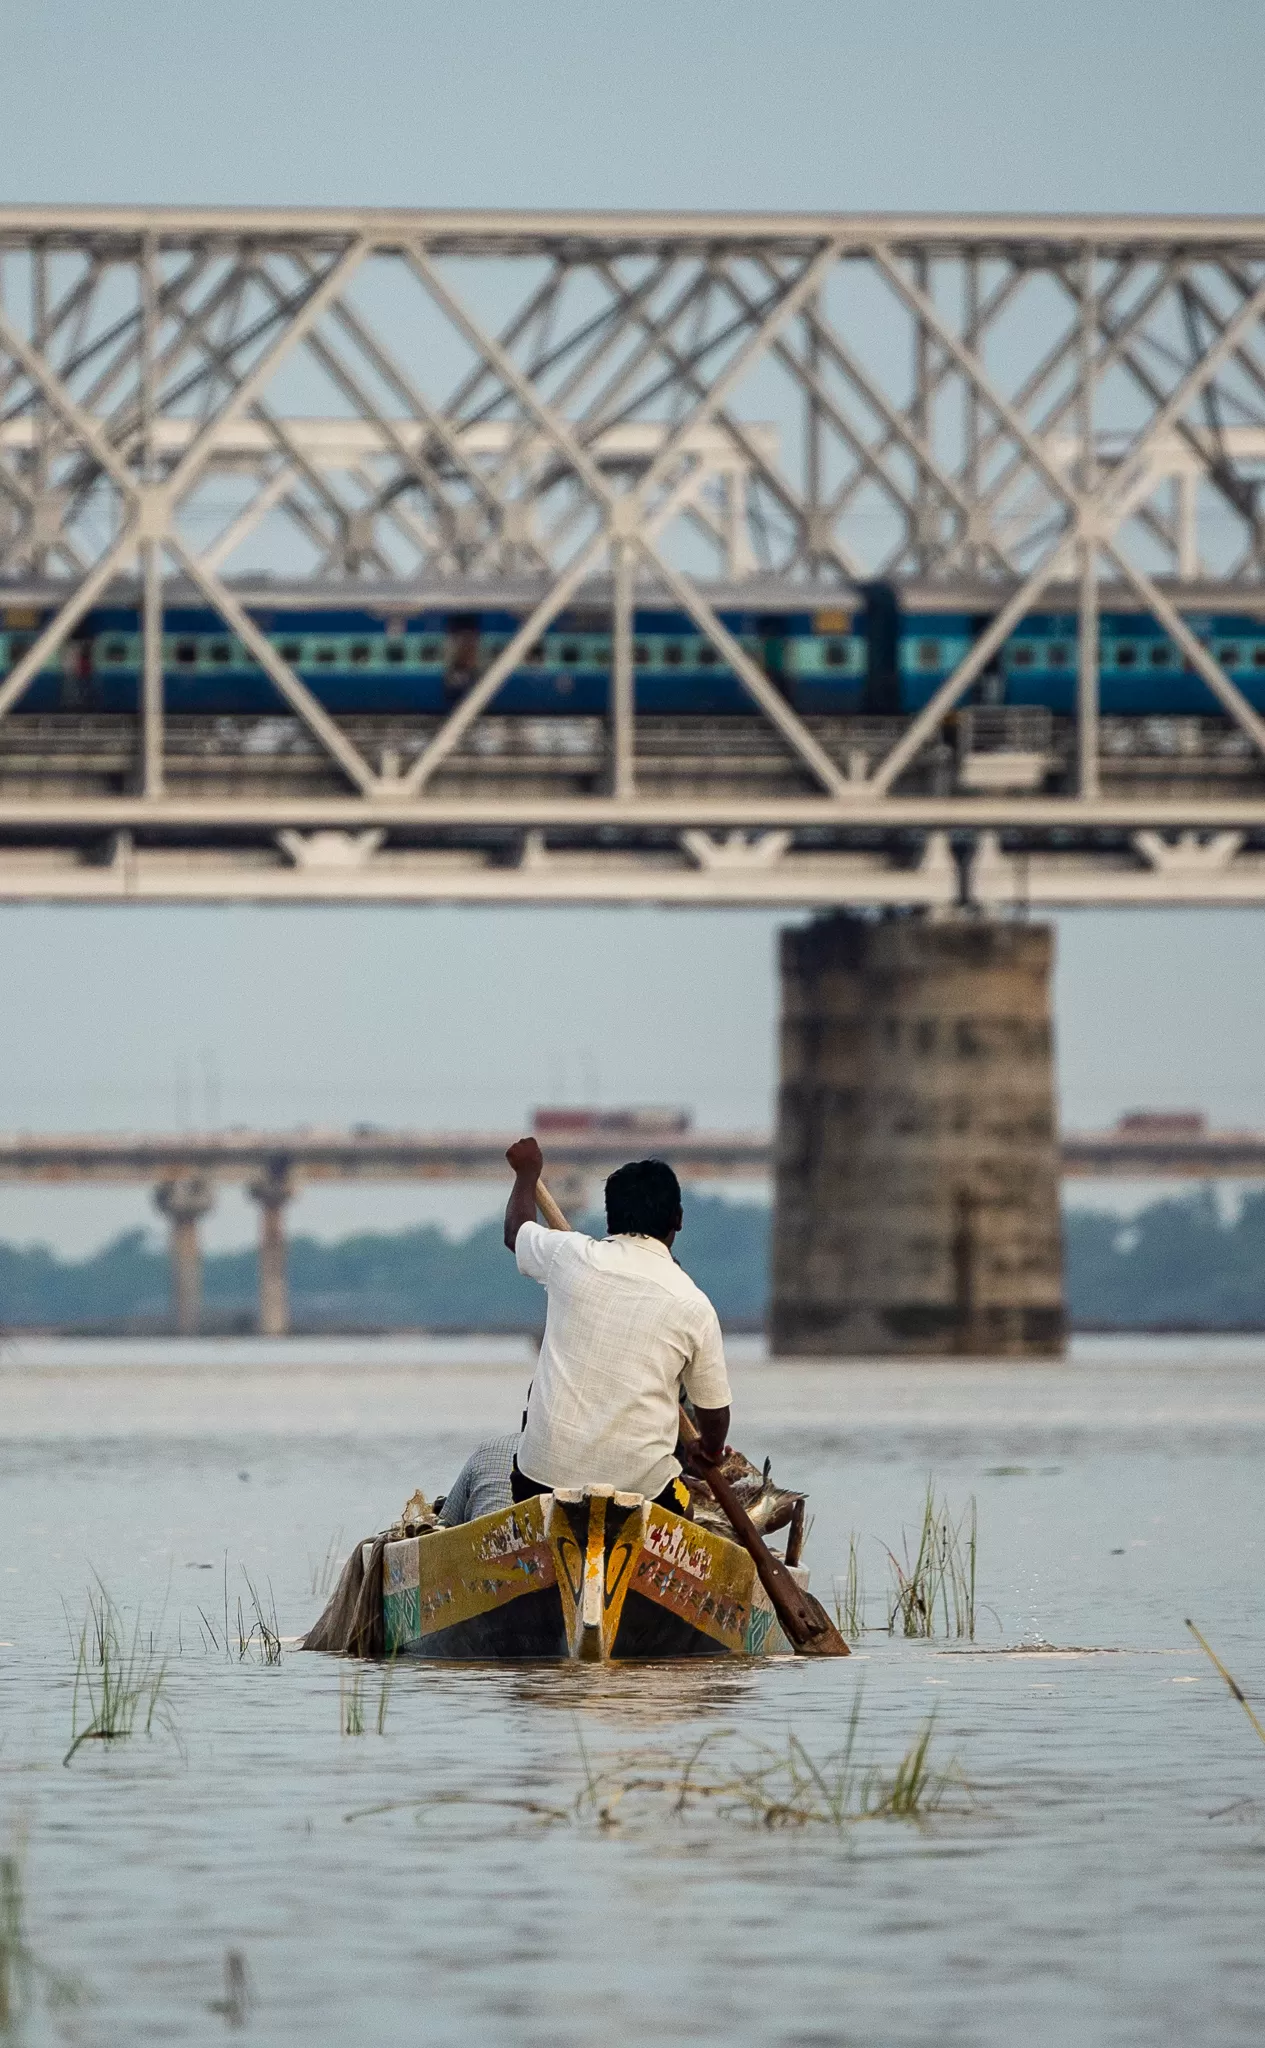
[2,2,1263,1253]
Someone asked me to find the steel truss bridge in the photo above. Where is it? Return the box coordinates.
[4,206,1265,906]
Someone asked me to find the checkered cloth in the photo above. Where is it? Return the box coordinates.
[437,1433,520,1526]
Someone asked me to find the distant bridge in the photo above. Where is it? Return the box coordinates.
[0,1110,1258,1336]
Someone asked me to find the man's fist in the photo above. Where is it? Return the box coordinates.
[506,1136,544,1177]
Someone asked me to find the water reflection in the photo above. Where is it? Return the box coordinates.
[502,1657,762,1721]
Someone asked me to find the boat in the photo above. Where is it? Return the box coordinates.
[376,1485,808,1661]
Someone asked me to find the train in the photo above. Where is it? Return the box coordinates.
[4,587,1265,720]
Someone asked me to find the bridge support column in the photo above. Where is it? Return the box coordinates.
[250,1166,292,1337]
[153,1176,215,1336]
[771,913,1064,1357]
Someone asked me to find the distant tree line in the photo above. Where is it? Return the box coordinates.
[1063,1189,1265,1329]
[0,1192,771,1333]
[2,1189,1263,1333]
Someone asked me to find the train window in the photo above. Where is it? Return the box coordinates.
[1254,647,1265,668]
[824,640,847,668]
[559,642,580,664]
[524,642,545,664]
[1010,645,1035,668]
[1115,644,1137,667]
[418,639,440,661]
[697,645,718,667]
[279,641,302,662]
[104,639,127,662]
[1150,644,1172,668]
[633,642,649,664]
[174,640,197,665]
[385,643,407,665]
[210,640,232,664]
[916,638,941,669]
[349,643,370,665]
[315,645,336,664]
[1218,643,1241,666]
[1048,643,1069,667]
[663,644,683,667]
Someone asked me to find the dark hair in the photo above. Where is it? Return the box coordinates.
[605,1158,682,1241]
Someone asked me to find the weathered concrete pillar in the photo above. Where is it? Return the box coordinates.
[771,913,1063,1357]
[153,1176,215,1336]
[249,1165,292,1337]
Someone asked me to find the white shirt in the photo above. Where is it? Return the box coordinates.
[514,1223,732,1499]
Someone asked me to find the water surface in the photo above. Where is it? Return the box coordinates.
[2,1336,1264,2045]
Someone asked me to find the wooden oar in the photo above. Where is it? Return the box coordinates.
[535,1174,850,1659]
[674,1405,849,1657]
[535,1178,571,1232]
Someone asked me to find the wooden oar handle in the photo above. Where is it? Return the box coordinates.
[535,1178,571,1232]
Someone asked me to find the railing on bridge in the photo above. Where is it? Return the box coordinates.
[2,1108,1260,1336]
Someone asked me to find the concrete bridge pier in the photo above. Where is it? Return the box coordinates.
[771,912,1064,1358]
[250,1165,293,1336]
[153,1175,215,1335]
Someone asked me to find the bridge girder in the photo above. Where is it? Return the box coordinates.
[3,207,1265,904]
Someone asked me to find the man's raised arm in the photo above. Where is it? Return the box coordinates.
[504,1136,544,1251]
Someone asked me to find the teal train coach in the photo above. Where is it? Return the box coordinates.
[4,586,1265,720]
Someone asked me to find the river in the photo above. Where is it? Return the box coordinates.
[2,1334,1263,2045]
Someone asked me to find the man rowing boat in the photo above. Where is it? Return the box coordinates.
[503,1137,731,1513]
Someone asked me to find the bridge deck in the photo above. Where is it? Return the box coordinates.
[0,1127,1261,1185]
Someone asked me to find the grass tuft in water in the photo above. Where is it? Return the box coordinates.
[238,1574,282,1664]
[833,1533,866,1639]
[63,1582,180,1767]
[340,1661,394,1736]
[308,1529,345,1601]
[0,1840,90,2025]
[567,1697,960,1832]
[208,1948,250,2026]
[375,1658,396,1735]
[197,1562,282,1664]
[885,1482,978,1640]
[340,1668,365,1736]
[344,1700,963,1834]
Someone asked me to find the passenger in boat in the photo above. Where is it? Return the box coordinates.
[502,1138,731,1513]
[436,1433,519,1526]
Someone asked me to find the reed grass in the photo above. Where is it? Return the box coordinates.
[208,1949,250,2026]
[63,1583,180,1767]
[308,1530,345,1601]
[0,1842,90,2025]
[568,1699,957,1831]
[885,1482,978,1640]
[239,1574,282,1664]
[340,1668,365,1735]
[833,1533,866,1639]
[376,1657,396,1735]
[197,1563,282,1664]
[344,1701,962,1834]
[1185,1619,1265,1747]
[340,1660,395,1736]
